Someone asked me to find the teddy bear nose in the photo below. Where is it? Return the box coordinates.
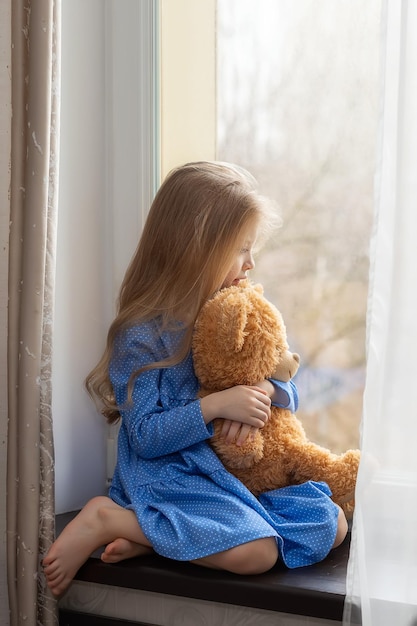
[293,353,300,364]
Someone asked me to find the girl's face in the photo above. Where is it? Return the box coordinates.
[221,227,257,289]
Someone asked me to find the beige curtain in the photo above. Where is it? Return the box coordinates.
[7,1,61,625]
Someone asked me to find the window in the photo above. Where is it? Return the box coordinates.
[55,1,381,509]
[217,0,382,452]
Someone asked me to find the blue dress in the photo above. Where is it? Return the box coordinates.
[109,318,339,569]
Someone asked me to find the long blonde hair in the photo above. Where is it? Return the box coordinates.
[85,161,280,423]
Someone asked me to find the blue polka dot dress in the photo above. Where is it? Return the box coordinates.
[108,319,339,569]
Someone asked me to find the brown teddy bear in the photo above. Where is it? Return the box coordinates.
[192,281,360,516]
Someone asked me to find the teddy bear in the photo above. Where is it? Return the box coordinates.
[192,281,360,515]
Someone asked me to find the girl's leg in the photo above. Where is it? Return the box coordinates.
[43,496,152,596]
[192,504,347,575]
[192,536,279,575]
[47,500,346,591]
[103,536,279,575]
[332,505,348,549]
[101,538,153,564]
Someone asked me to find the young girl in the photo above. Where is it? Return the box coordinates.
[43,161,347,597]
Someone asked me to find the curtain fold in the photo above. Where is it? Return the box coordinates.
[7,1,61,625]
[343,1,417,625]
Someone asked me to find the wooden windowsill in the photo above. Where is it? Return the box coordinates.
[57,511,349,623]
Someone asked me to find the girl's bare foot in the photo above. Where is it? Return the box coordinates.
[42,496,117,597]
[101,538,153,564]
[43,496,152,597]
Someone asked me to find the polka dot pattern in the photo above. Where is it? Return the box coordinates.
[108,319,339,568]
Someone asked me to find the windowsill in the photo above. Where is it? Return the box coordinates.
[57,511,349,623]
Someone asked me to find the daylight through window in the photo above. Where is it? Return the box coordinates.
[216,0,382,452]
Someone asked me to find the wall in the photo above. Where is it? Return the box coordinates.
[54,0,158,513]
[54,0,218,513]
[52,0,108,513]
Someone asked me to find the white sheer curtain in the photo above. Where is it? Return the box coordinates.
[343,1,417,625]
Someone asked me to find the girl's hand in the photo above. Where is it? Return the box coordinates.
[200,385,271,428]
[253,379,275,398]
[220,420,256,445]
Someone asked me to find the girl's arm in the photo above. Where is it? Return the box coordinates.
[218,378,298,445]
[238,377,298,410]
[110,325,270,459]
[118,373,270,459]
[114,366,211,459]
[200,385,271,426]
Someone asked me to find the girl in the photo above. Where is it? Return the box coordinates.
[43,161,347,597]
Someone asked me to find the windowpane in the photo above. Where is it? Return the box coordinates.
[216,0,382,452]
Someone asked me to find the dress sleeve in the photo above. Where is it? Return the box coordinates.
[269,378,299,412]
[109,323,213,459]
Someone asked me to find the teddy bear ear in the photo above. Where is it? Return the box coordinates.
[218,291,249,353]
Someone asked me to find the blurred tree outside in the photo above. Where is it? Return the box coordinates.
[216,0,382,452]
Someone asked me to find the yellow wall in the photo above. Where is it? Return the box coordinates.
[160,0,216,179]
